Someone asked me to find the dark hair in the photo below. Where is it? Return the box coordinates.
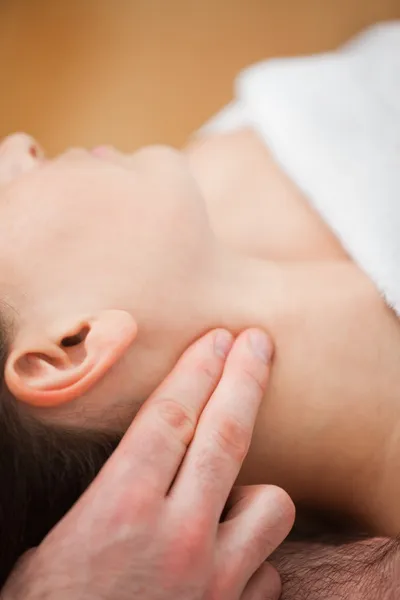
[0,328,122,588]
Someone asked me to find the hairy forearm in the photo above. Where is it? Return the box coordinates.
[271,535,400,600]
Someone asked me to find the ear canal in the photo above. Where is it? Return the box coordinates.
[59,325,91,367]
[61,325,89,348]
[5,310,137,408]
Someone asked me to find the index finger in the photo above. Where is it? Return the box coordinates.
[169,329,272,521]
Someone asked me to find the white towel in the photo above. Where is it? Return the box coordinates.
[202,22,400,315]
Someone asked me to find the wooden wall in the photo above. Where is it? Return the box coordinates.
[0,0,398,154]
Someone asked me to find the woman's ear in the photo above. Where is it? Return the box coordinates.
[5,310,137,408]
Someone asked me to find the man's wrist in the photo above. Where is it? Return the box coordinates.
[271,534,399,600]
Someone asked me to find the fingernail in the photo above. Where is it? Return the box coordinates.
[248,330,272,363]
[214,330,233,358]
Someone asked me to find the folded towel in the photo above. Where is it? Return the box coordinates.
[203,22,400,315]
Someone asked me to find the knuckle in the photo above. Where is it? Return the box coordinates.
[212,415,250,462]
[156,397,197,446]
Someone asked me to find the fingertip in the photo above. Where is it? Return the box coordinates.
[222,329,274,396]
[247,329,273,364]
[214,329,234,359]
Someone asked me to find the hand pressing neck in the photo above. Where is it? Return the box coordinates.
[146,244,396,536]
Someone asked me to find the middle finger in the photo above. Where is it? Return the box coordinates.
[169,329,272,522]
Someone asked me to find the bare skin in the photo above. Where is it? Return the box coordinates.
[186,129,347,262]
[1,329,294,600]
[186,128,400,535]
[0,131,399,536]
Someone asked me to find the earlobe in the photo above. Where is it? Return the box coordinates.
[5,310,137,408]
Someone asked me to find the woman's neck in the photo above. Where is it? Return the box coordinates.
[200,250,397,534]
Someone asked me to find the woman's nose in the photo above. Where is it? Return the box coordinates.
[0,133,44,184]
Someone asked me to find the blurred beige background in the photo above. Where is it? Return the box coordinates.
[0,0,399,155]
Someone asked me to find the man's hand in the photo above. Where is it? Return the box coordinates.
[271,534,399,600]
[2,329,294,600]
